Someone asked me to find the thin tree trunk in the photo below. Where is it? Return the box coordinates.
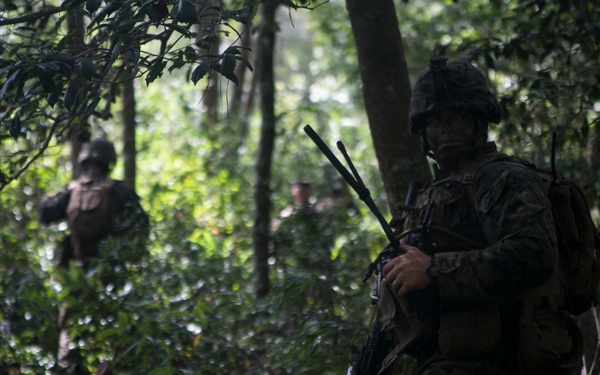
[346,0,431,216]
[196,0,222,128]
[252,0,278,299]
[67,12,89,180]
[122,71,137,189]
[231,20,256,148]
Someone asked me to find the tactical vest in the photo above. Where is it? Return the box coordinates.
[66,177,122,260]
[377,152,585,374]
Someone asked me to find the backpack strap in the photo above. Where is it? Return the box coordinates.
[377,318,431,375]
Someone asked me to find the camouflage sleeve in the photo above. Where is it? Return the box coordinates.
[429,161,558,312]
[38,188,71,224]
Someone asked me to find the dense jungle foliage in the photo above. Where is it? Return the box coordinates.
[1,0,599,373]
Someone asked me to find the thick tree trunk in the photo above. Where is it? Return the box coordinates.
[252,0,278,299]
[346,0,431,216]
[122,72,137,189]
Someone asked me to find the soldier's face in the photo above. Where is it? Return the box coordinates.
[425,108,475,162]
[82,160,109,178]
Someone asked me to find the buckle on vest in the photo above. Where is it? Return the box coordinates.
[462,175,473,184]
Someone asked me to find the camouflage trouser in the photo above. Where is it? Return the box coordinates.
[57,305,81,369]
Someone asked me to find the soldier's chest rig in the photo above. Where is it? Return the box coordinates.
[399,170,489,255]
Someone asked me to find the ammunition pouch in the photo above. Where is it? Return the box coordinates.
[516,275,584,375]
[516,299,583,375]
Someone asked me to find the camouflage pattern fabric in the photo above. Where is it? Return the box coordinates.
[385,142,565,374]
[409,60,502,135]
[423,145,557,312]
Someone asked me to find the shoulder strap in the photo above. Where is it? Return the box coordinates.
[377,318,432,375]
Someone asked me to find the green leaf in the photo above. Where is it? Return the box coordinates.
[146,59,167,85]
[9,115,21,139]
[86,97,101,117]
[221,54,236,76]
[76,58,95,79]
[191,63,210,85]
[212,60,238,85]
[63,83,77,109]
[112,41,124,61]
[169,60,186,73]
[0,67,29,102]
[47,91,59,108]
[38,70,56,93]
[56,35,74,52]
[56,61,74,78]
[95,326,122,340]
[86,0,102,13]
[173,0,198,24]
[75,83,91,107]
[238,55,253,72]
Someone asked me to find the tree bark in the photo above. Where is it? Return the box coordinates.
[252,0,278,299]
[122,71,137,189]
[196,0,222,128]
[346,0,431,216]
[68,11,89,180]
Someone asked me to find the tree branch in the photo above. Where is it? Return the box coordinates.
[0,6,62,26]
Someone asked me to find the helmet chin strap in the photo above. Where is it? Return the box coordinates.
[472,115,489,151]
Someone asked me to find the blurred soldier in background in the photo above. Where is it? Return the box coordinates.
[39,138,149,373]
[272,181,334,278]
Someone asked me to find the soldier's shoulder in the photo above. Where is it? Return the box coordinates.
[475,156,543,192]
[111,180,142,201]
[477,155,537,177]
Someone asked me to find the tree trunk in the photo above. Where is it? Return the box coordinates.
[67,12,89,180]
[231,18,256,149]
[122,71,137,189]
[346,0,431,216]
[252,0,278,299]
[196,0,222,128]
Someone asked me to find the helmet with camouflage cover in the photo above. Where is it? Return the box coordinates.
[77,138,117,166]
[409,57,502,135]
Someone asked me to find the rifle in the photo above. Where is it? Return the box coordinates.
[304,125,422,375]
[303,125,402,283]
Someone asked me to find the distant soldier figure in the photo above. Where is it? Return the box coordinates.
[39,138,149,372]
[272,181,334,278]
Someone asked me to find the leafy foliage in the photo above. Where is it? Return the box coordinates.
[2,0,600,373]
[1,56,385,372]
[0,0,265,189]
[398,0,600,213]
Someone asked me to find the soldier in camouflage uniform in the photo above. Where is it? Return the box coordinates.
[375,58,582,374]
[39,138,149,372]
[39,138,149,267]
[272,181,334,278]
